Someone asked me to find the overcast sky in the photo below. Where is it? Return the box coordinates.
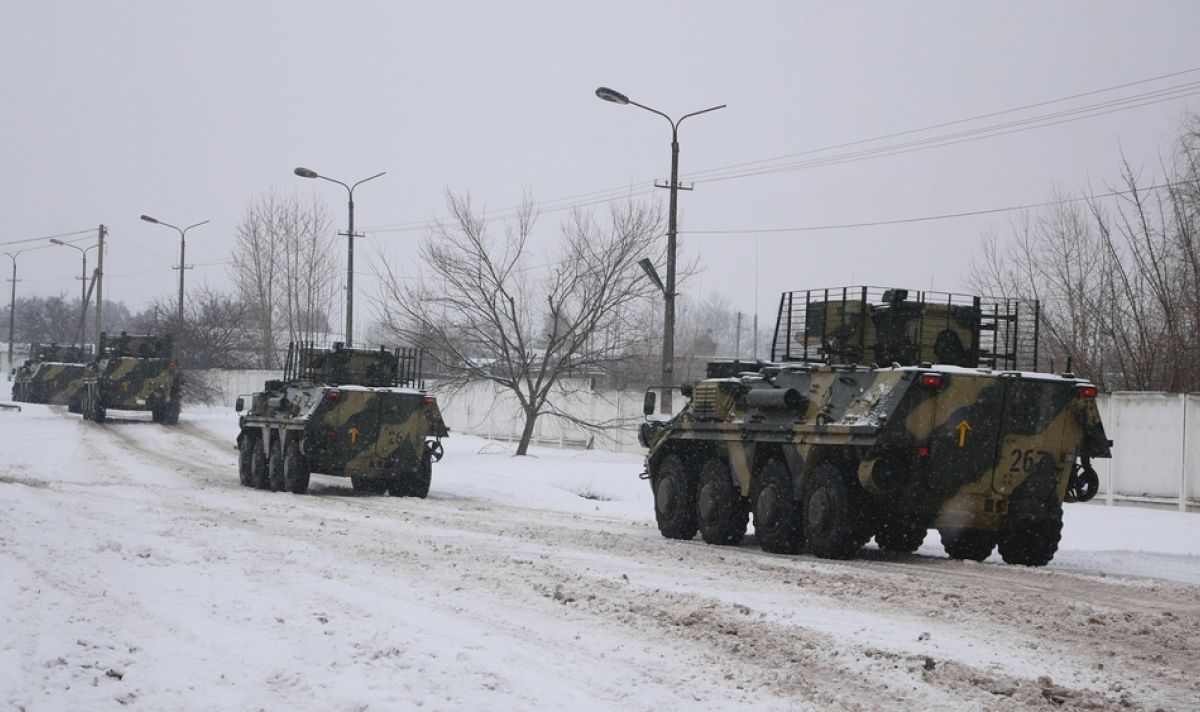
[3,1,1199,342]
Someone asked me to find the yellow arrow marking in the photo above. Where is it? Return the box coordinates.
[956,420,972,448]
[349,426,359,444]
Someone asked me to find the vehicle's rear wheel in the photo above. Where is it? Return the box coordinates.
[804,463,861,559]
[282,440,310,495]
[998,506,1063,566]
[390,452,432,498]
[351,477,389,495]
[250,437,270,490]
[875,520,927,554]
[153,399,180,425]
[67,395,82,414]
[753,459,803,554]
[653,455,697,540]
[238,433,255,487]
[696,458,747,545]
[940,528,995,561]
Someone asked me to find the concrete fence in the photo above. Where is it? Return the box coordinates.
[207,371,1200,513]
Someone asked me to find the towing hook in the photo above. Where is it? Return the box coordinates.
[425,439,445,462]
[1065,462,1100,503]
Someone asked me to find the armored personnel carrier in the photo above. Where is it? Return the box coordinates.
[80,332,182,424]
[10,343,93,411]
[235,342,449,496]
[639,286,1111,566]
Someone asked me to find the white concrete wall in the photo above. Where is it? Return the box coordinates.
[202,369,1197,510]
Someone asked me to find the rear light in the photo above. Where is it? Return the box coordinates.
[325,428,337,439]
[1076,384,1098,399]
[327,389,341,401]
[168,358,177,371]
[919,373,943,389]
[422,396,437,406]
[916,446,931,458]
[108,357,120,368]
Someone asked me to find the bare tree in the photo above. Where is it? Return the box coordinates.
[375,191,663,455]
[230,188,336,367]
[970,112,1200,392]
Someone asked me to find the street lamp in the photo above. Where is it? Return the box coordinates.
[293,166,386,348]
[595,86,725,412]
[48,238,98,312]
[3,251,20,366]
[139,215,209,323]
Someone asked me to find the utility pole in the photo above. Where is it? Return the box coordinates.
[293,167,385,348]
[95,224,105,348]
[5,251,20,366]
[594,87,725,413]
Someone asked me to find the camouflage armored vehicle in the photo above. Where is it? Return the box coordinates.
[235,342,449,496]
[80,332,182,424]
[10,343,93,411]
[639,286,1111,566]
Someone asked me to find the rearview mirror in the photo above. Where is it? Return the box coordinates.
[642,390,656,416]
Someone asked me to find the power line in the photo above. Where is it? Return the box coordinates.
[685,180,1196,235]
[367,66,1200,236]
[0,228,97,249]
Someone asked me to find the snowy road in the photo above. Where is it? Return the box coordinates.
[2,405,1199,710]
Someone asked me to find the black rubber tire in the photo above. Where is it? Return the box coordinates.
[940,528,996,561]
[238,433,255,487]
[390,452,432,498]
[753,459,803,554]
[160,399,181,426]
[351,477,389,494]
[804,463,861,560]
[652,455,698,540]
[267,436,285,492]
[282,440,310,495]
[250,437,270,490]
[875,520,927,554]
[998,507,1063,567]
[67,395,82,414]
[696,458,747,545]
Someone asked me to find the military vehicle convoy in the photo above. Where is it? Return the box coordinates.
[235,342,449,496]
[80,332,183,424]
[639,286,1111,566]
[10,344,93,411]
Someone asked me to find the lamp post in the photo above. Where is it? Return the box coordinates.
[293,166,386,348]
[48,238,98,312]
[595,86,725,412]
[139,215,209,323]
[4,251,20,366]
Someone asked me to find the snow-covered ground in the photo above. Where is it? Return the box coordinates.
[2,403,1198,711]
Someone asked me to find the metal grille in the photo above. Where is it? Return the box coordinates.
[282,342,425,388]
[770,286,1040,371]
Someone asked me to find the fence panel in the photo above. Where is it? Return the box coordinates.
[199,370,1197,505]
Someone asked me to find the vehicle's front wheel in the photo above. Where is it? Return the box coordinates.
[653,455,697,540]
[753,459,803,554]
[238,433,255,487]
[282,440,310,495]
